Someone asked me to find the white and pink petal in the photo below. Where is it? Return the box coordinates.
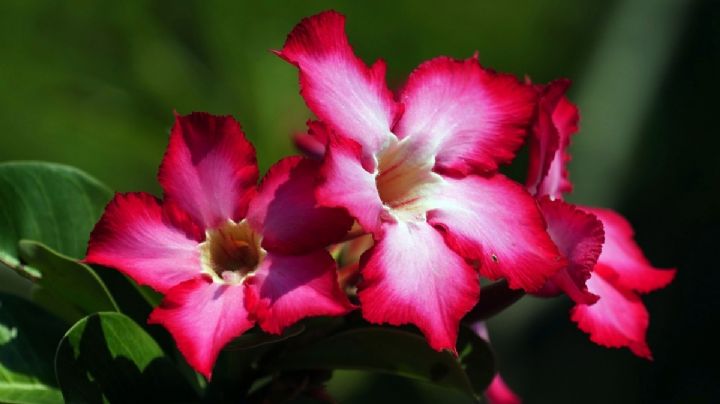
[395,56,536,176]
[278,11,399,157]
[316,135,386,236]
[570,271,652,359]
[245,251,353,335]
[85,192,201,294]
[357,221,480,352]
[148,277,254,379]
[582,207,676,293]
[158,112,258,229]
[427,174,565,292]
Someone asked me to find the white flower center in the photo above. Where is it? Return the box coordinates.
[199,219,265,284]
[375,137,442,222]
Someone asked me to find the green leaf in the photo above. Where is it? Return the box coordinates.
[0,293,66,404]
[55,312,197,403]
[226,323,305,351]
[0,161,112,264]
[17,241,118,322]
[0,162,119,322]
[267,327,495,400]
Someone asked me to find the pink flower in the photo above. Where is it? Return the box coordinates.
[278,11,566,352]
[527,80,676,358]
[85,112,353,378]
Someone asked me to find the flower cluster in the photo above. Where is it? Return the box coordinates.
[85,10,674,382]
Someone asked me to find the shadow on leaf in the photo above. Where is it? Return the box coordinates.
[56,313,197,403]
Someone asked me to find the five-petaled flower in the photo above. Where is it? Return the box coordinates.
[526,80,676,358]
[85,112,354,378]
[278,11,567,352]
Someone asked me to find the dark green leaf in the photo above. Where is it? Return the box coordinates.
[0,162,113,316]
[90,265,153,317]
[55,312,197,403]
[457,327,496,397]
[0,161,112,263]
[267,327,494,400]
[17,240,118,322]
[227,323,305,351]
[203,324,307,402]
[0,293,66,404]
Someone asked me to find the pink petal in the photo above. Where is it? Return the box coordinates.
[245,251,353,334]
[486,374,522,404]
[427,174,566,292]
[395,56,536,176]
[534,198,604,305]
[581,207,676,293]
[525,80,569,196]
[148,277,254,379]
[247,156,353,255]
[278,11,399,157]
[570,272,652,359]
[85,192,201,294]
[357,221,480,352]
[316,134,386,235]
[158,112,259,229]
[536,82,580,198]
[293,120,331,160]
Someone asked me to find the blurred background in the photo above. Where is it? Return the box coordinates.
[0,0,716,402]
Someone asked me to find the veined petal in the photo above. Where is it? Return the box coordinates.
[247,156,353,255]
[357,221,480,352]
[85,192,201,294]
[582,207,676,293]
[245,251,353,334]
[278,11,398,156]
[317,135,385,235]
[427,174,565,292]
[148,277,254,379]
[570,272,652,359]
[158,112,259,229]
[534,198,604,305]
[395,56,536,176]
[526,79,569,196]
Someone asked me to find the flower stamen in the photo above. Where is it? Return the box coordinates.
[200,219,265,284]
[375,138,442,222]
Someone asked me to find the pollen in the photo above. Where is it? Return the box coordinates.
[199,219,265,284]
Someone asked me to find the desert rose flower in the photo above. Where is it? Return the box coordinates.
[85,112,353,378]
[278,11,566,352]
[527,80,676,358]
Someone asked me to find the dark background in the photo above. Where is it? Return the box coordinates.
[1,0,717,402]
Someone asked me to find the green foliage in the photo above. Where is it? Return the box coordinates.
[0,162,119,323]
[0,162,112,263]
[55,312,197,403]
[0,294,66,404]
[19,241,118,323]
[268,327,495,400]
